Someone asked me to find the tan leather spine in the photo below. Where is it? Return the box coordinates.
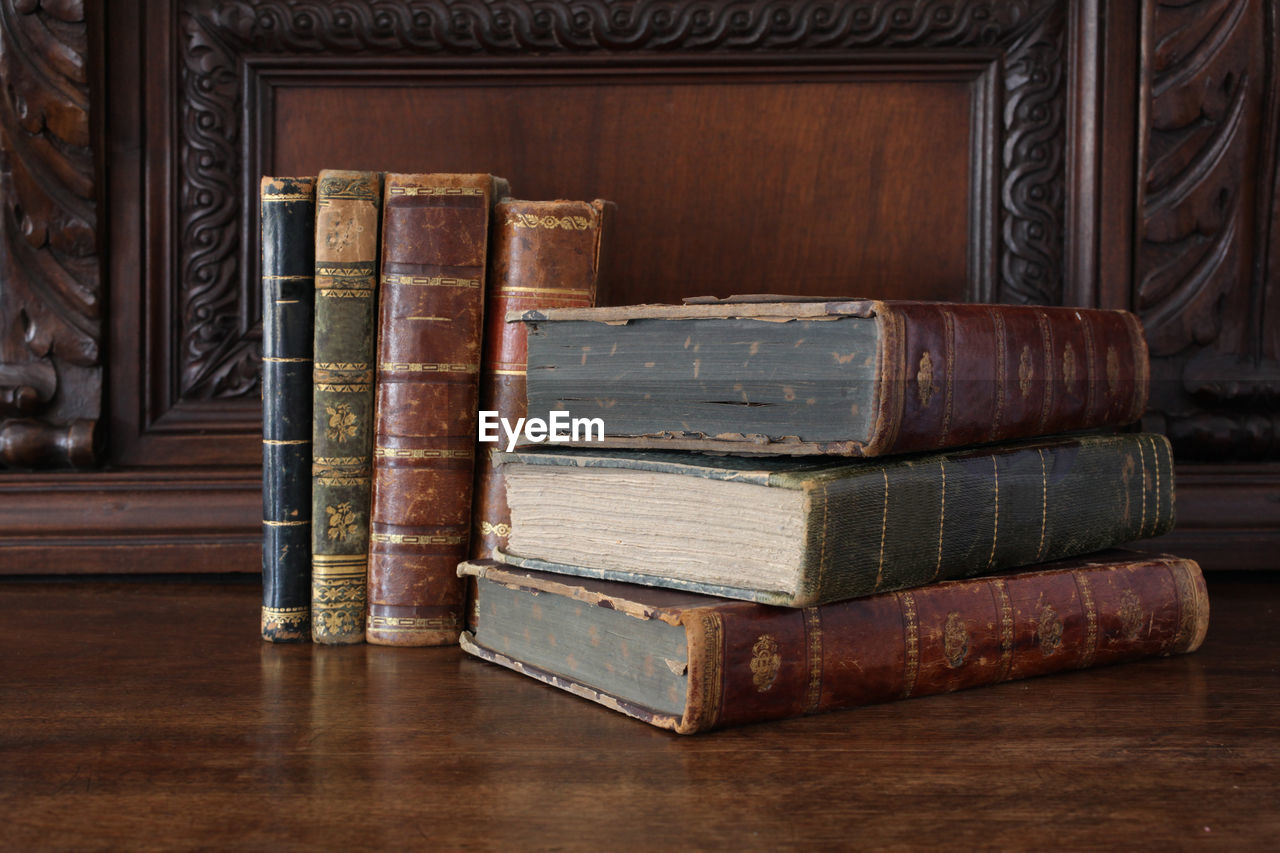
[366,173,506,646]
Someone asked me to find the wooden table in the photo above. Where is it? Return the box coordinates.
[2,574,1277,849]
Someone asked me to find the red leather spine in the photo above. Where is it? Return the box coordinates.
[683,553,1205,732]
[367,173,506,646]
[471,199,615,562]
[867,302,1149,456]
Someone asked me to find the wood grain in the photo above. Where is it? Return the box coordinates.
[273,77,975,308]
[0,574,1275,849]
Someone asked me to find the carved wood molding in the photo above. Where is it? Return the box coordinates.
[1136,0,1279,458]
[0,0,100,467]
[177,0,1067,400]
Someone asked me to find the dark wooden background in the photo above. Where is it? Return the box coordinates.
[0,0,1276,574]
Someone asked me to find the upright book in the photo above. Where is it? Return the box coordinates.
[461,552,1208,734]
[498,433,1176,606]
[260,176,316,642]
[520,297,1150,456]
[311,170,382,645]
[367,173,508,647]
[470,198,615,562]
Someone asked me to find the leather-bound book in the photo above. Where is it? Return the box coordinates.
[311,170,382,645]
[260,176,316,642]
[521,297,1150,456]
[470,198,615,562]
[460,551,1208,734]
[367,173,508,647]
[498,433,1176,606]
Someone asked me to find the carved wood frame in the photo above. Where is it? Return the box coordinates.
[171,0,1069,410]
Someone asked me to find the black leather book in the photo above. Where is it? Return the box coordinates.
[260,176,316,642]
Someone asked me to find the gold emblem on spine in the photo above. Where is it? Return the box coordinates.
[509,213,592,230]
[326,502,360,542]
[1019,346,1034,398]
[312,574,367,640]
[943,611,969,668]
[916,351,937,407]
[1035,594,1064,655]
[1106,346,1120,397]
[749,634,782,693]
[379,362,479,374]
[390,185,483,196]
[1118,589,1144,641]
[326,402,358,441]
[374,447,473,459]
[1063,344,1076,385]
[262,607,309,634]
[370,532,466,545]
[479,521,511,538]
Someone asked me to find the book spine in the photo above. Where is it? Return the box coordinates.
[800,433,1176,605]
[260,176,316,643]
[470,199,614,561]
[367,173,506,647]
[866,302,1150,456]
[311,170,381,645]
[679,554,1207,733]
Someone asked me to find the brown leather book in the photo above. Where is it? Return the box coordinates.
[366,173,508,647]
[470,198,615,563]
[520,297,1150,456]
[460,551,1209,734]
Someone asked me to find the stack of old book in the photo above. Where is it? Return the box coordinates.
[458,297,1209,733]
[259,171,615,646]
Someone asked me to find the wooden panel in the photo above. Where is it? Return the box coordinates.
[271,76,977,307]
[0,0,100,468]
[1136,0,1280,459]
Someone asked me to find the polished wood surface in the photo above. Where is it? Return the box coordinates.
[2,574,1277,849]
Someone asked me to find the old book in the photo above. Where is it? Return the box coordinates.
[366,173,508,647]
[499,433,1176,607]
[470,198,615,562]
[521,297,1150,456]
[311,170,382,645]
[260,176,316,643]
[460,552,1208,734]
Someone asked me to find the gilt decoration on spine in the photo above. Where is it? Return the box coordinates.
[471,198,614,562]
[260,176,315,642]
[311,170,381,645]
[0,0,99,468]
[367,173,506,647]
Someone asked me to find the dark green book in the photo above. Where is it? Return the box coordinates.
[260,176,315,643]
[311,170,381,644]
[496,433,1176,606]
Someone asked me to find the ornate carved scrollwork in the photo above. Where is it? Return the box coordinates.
[0,0,100,467]
[1137,0,1279,458]
[177,0,1067,400]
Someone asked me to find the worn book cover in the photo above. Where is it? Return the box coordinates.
[470,198,615,563]
[311,170,382,645]
[498,433,1176,606]
[460,552,1208,734]
[521,297,1149,456]
[260,176,315,642]
[366,173,508,647]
